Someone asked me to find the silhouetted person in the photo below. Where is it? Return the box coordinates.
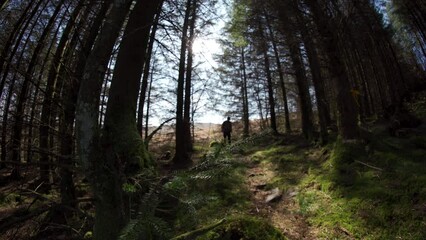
[221,117,232,144]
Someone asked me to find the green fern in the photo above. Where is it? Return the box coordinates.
[225,129,274,153]
[120,172,176,240]
[119,216,172,240]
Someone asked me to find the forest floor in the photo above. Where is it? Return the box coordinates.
[190,123,426,239]
[241,134,321,239]
[179,91,426,239]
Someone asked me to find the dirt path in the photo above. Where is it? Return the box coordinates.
[243,156,318,240]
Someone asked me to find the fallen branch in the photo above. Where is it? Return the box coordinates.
[355,160,383,171]
[1,160,79,171]
[19,188,94,218]
[171,218,226,240]
[145,117,175,147]
[0,204,51,234]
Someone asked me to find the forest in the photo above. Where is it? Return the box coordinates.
[0,0,425,239]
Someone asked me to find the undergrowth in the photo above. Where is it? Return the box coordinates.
[120,126,426,239]
[119,131,276,239]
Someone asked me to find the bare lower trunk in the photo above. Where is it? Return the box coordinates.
[174,0,193,168]
[75,1,133,239]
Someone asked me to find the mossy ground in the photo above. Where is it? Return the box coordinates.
[305,134,426,239]
[244,131,425,239]
[197,216,287,240]
[176,122,426,239]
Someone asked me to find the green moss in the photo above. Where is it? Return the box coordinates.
[197,216,286,240]
[195,166,251,223]
[297,133,426,239]
[166,130,426,239]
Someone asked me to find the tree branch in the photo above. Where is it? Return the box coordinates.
[145,117,176,146]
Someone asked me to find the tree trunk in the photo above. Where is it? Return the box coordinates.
[288,39,314,140]
[184,0,197,152]
[253,73,265,130]
[297,11,329,144]
[137,3,162,136]
[59,0,111,209]
[173,0,192,168]
[100,0,162,236]
[241,47,250,137]
[26,10,67,165]
[75,0,133,239]
[56,0,99,212]
[144,64,155,141]
[10,0,58,179]
[145,62,155,140]
[2,9,39,177]
[38,0,82,192]
[265,13,291,133]
[262,48,278,133]
[275,4,314,140]
[0,0,36,96]
[305,0,359,140]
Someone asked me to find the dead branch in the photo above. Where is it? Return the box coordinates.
[145,117,176,146]
[355,160,383,171]
[0,204,51,234]
[1,160,79,171]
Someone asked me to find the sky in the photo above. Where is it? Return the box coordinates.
[191,1,230,124]
[148,0,230,126]
[178,1,230,124]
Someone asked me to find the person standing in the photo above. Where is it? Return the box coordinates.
[221,117,232,144]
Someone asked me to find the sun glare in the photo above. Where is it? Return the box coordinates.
[191,38,221,64]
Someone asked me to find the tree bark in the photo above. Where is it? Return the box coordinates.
[26,8,68,165]
[265,13,291,133]
[274,3,314,140]
[56,0,99,212]
[0,0,36,97]
[10,0,59,178]
[305,0,359,140]
[38,0,83,192]
[75,0,133,239]
[80,0,163,238]
[241,47,250,136]
[145,62,155,140]
[296,10,329,144]
[137,3,163,136]
[173,0,193,168]
[288,39,314,140]
[184,0,197,151]
[262,45,278,133]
